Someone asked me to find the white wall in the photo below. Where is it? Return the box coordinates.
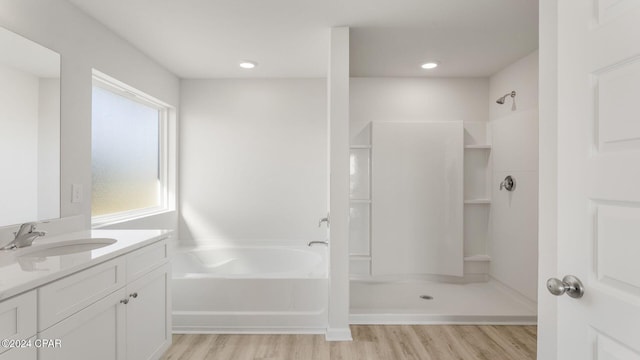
[489,50,539,302]
[350,78,489,144]
[179,79,327,246]
[0,0,180,234]
[0,64,39,225]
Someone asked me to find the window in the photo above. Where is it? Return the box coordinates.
[91,71,172,226]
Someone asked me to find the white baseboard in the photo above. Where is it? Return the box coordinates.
[349,313,537,325]
[325,327,353,341]
[173,326,326,335]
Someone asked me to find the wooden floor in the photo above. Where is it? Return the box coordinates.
[162,325,537,360]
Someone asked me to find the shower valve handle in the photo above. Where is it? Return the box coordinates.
[499,175,516,192]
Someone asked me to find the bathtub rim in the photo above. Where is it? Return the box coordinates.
[171,243,328,279]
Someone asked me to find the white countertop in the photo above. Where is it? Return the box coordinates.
[0,229,171,301]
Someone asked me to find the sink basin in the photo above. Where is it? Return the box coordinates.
[19,238,117,257]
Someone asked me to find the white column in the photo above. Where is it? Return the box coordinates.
[326,26,352,341]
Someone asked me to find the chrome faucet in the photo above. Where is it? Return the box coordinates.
[308,240,329,247]
[318,214,330,228]
[1,223,47,250]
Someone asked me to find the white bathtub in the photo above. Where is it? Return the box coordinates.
[171,245,328,333]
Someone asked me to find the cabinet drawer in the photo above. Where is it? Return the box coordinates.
[38,257,125,331]
[126,240,167,282]
[0,291,36,355]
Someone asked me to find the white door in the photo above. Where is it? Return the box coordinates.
[555,0,640,358]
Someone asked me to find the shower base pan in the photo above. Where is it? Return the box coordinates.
[349,279,536,325]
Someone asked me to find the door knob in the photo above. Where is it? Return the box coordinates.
[546,275,584,298]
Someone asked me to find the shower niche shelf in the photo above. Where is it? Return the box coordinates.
[464,254,491,262]
[463,122,492,276]
[350,145,372,149]
[464,254,491,277]
[464,199,491,205]
[464,144,492,150]
[349,144,372,276]
[350,199,372,204]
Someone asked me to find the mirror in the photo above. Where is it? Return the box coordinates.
[0,27,60,227]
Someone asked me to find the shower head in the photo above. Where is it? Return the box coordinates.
[496,90,516,104]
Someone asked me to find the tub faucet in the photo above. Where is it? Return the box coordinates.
[308,240,329,247]
[318,214,330,228]
[1,222,47,250]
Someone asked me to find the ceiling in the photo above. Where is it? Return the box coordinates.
[66,0,538,78]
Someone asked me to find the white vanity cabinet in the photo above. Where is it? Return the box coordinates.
[0,291,37,360]
[0,236,170,360]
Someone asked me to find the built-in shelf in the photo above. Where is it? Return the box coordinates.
[350,199,372,204]
[464,254,491,262]
[350,145,372,149]
[464,199,491,205]
[464,144,492,149]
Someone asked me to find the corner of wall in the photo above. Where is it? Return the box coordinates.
[488,49,540,303]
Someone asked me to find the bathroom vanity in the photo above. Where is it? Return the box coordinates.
[0,230,171,360]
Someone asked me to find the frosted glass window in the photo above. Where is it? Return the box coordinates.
[91,85,162,217]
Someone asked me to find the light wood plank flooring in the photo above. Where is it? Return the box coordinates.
[162,325,536,360]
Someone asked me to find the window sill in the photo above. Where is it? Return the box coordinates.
[91,208,175,229]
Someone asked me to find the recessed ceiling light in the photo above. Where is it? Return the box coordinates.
[239,61,257,69]
[421,62,439,69]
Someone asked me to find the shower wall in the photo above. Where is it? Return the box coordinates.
[489,50,539,302]
[350,78,490,277]
[179,79,327,246]
[371,122,464,277]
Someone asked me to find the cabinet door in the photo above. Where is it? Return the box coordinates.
[39,288,126,360]
[0,291,37,356]
[125,263,171,360]
[0,347,36,360]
